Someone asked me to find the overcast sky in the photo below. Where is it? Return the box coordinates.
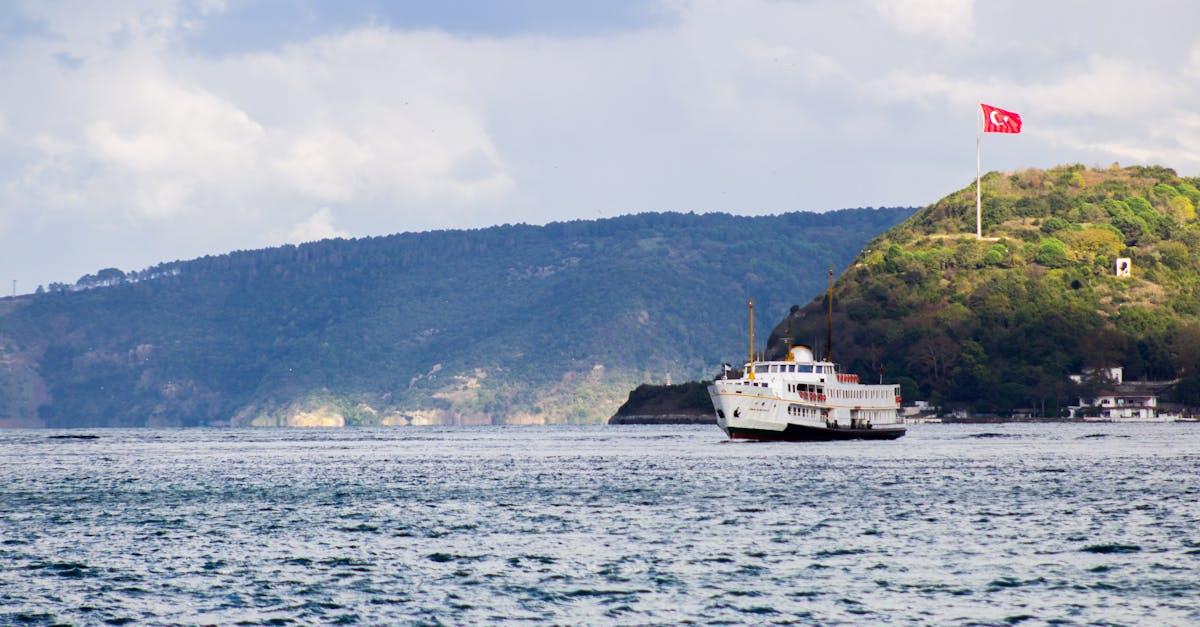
[2,0,1199,289]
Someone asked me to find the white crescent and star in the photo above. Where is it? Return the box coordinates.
[989,110,1005,126]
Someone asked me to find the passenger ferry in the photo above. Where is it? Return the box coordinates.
[708,279,906,441]
[709,346,905,441]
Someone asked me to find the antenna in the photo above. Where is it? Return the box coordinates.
[825,267,834,363]
[785,312,793,361]
[747,299,756,380]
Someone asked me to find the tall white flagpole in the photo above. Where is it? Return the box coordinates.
[976,103,982,240]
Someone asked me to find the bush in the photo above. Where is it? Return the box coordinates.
[882,244,911,273]
[1041,217,1070,234]
[1168,195,1195,222]
[1075,202,1107,223]
[1125,196,1159,223]
[982,243,1008,266]
[1111,212,1148,245]
[1158,241,1189,270]
[1153,183,1180,198]
[1177,182,1200,207]
[1116,306,1172,336]
[1034,238,1070,267]
[1062,226,1123,261]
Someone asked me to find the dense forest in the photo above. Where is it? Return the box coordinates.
[772,164,1200,416]
[612,381,713,418]
[0,208,913,427]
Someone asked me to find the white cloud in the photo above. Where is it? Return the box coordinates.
[874,0,974,42]
[858,53,1197,169]
[1187,43,1200,78]
[82,79,262,175]
[272,128,372,204]
[79,76,265,218]
[267,103,512,207]
[287,207,347,244]
[1026,58,1179,118]
[1,0,1199,290]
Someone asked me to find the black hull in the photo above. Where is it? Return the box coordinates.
[725,423,906,442]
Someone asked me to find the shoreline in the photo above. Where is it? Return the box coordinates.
[610,415,1199,426]
[608,414,715,425]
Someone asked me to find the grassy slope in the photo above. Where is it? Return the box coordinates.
[770,164,1200,415]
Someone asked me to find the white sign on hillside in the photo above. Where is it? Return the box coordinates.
[1115,257,1132,278]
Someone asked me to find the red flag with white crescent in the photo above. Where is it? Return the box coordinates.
[981,103,1021,133]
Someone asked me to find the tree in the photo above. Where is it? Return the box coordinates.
[95,268,126,285]
[1034,237,1070,267]
[1158,241,1188,270]
[894,376,920,403]
[1110,213,1148,245]
[1176,182,1200,208]
[1168,195,1196,222]
[908,335,958,383]
[982,243,1008,266]
[1171,322,1200,377]
[1041,217,1070,233]
[1062,226,1122,261]
[1175,376,1200,407]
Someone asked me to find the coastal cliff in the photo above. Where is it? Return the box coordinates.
[608,381,715,425]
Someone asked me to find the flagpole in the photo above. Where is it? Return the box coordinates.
[976,102,982,240]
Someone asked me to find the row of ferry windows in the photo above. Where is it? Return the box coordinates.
[830,388,897,400]
[835,386,892,398]
[787,405,819,418]
[754,364,832,374]
[787,384,822,394]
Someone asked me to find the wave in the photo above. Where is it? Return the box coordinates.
[1080,543,1141,554]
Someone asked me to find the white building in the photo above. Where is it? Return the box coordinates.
[900,400,941,423]
[1067,367,1177,422]
[1068,366,1124,386]
[1076,392,1158,421]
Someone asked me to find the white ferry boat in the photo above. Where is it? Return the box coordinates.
[709,345,906,441]
[708,285,906,441]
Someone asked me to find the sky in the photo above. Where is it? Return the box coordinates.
[2,0,1199,290]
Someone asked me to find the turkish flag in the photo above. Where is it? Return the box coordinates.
[981,103,1021,133]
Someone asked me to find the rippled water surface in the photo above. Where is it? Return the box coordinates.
[2,424,1200,625]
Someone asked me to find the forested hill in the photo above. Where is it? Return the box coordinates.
[771,165,1200,415]
[0,208,914,427]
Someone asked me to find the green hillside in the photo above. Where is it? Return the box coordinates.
[0,208,913,427]
[770,164,1200,415]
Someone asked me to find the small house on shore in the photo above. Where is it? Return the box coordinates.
[1067,367,1178,421]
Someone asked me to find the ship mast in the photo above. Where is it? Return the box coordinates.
[785,313,793,361]
[748,299,756,380]
[825,267,834,363]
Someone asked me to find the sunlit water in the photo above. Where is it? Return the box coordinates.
[2,424,1199,625]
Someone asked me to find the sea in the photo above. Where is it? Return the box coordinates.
[1,423,1198,625]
